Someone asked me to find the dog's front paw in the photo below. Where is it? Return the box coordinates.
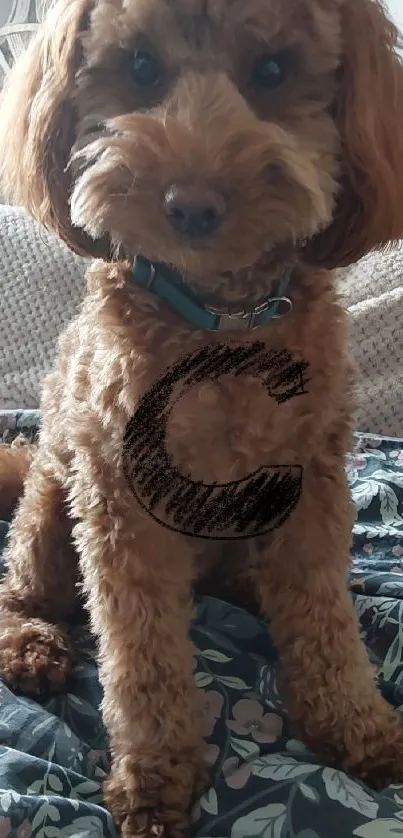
[317,704,403,789]
[119,807,187,838]
[344,726,403,789]
[105,750,204,838]
[0,618,73,696]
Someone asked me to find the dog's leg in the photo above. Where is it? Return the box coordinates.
[0,451,77,695]
[72,491,204,838]
[253,459,403,788]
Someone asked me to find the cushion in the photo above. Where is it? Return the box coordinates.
[0,205,87,408]
[338,250,403,437]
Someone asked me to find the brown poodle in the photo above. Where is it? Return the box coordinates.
[0,0,403,835]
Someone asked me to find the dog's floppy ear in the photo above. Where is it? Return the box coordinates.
[0,0,109,259]
[304,0,403,269]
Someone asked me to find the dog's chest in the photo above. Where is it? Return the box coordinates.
[163,345,311,485]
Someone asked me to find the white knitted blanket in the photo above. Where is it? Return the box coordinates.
[0,2,43,88]
[0,205,87,407]
[0,205,402,436]
[338,251,403,438]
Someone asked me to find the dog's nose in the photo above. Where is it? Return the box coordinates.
[163,185,226,237]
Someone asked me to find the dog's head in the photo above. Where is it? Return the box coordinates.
[1,0,402,288]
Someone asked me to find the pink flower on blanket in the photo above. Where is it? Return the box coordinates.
[0,820,11,838]
[204,744,220,766]
[199,691,224,738]
[348,454,368,471]
[16,821,32,838]
[223,757,252,789]
[226,699,283,743]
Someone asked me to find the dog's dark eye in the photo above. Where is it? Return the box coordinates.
[251,53,287,89]
[131,49,162,87]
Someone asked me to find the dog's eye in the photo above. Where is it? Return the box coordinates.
[251,53,287,89]
[131,49,162,87]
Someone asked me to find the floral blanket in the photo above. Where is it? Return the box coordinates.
[0,410,403,838]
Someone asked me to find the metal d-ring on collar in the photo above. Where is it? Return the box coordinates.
[131,255,293,332]
[204,287,293,332]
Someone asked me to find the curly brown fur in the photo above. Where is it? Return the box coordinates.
[0,442,34,520]
[0,0,403,835]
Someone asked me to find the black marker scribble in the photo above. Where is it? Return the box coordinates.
[123,342,309,539]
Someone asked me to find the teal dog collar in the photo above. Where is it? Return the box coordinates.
[131,255,293,332]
